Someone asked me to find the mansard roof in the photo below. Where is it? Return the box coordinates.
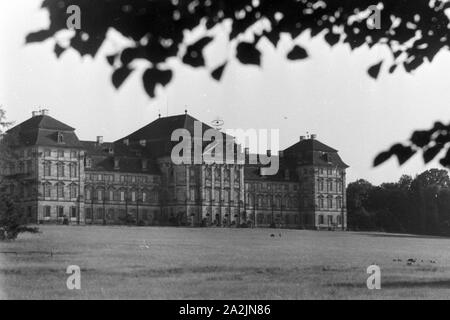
[6,115,82,148]
[283,138,349,168]
[116,113,235,158]
[8,115,75,132]
[81,140,160,175]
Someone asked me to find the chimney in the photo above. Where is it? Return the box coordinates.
[41,109,49,116]
[311,134,317,140]
[300,136,306,141]
[267,150,271,157]
[97,136,103,145]
[32,111,40,117]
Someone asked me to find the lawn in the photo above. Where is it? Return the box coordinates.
[1,225,450,299]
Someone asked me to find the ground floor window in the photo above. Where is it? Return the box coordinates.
[70,207,77,219]
[96,208,104,220]
[337,215,342,225]
[44,206,51,218]
[57,206,64,218]
[86,208,92,219]
[318,215,324,225]
[328,215,333,225]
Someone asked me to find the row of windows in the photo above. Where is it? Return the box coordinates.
[318,214,343,225]
[42,183,78,199]
[247,183,295,192]
[85,188,158,203]
[318,179,343,192]
[43,149,79,159]
[43,206,78,218]
[43,162,78,178]
[318,197,343,209]
[86,174,153,184]
[85,208,155,220]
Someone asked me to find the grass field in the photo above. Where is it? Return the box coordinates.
[1,225,450,299]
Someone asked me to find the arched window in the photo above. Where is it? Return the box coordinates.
[44,161,51,176]
[57,162,65,177]
[70,184,77,199]
[69,163,78,178]
[56,183,65,199]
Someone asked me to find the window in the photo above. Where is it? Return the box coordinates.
[71,151,77,158]
[328,215,333,225]
[97,189,104,201]
[70,207,77,219]
[57,133,64,144]
[44,162,51,176]
[328,180,333,191]
[58,149,64,157]
[337,215,342,225]
[57,162,65,177]
[319,215,324,224]
[85,208,92,219]
[319,179,324,191]
[44,206,51,218]
[27,207,32,218]
[70,185,77,199]
[57,183,65,198]
[44,149,51,157]
[86,188,91,200]
[120,191,125,202]
[69,163,78,178]
[58,206,64,218]
[85,158,92,168]
[131,191,136,202]
[319,197,324,208]
[43,182,51,198]
[108,190,114,201]
[327,198,333,208]
[96,208,104,220]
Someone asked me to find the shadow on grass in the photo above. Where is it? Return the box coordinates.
[331,279,450,289]
[354,232,450,240]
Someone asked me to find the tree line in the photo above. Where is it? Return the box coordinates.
[347,169,450,236]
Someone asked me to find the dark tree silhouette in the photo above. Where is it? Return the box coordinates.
[26,0,450,167]
[0,108,39,240]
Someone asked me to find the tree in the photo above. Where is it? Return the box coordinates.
[27,0,450,168]
[0,107,39,240]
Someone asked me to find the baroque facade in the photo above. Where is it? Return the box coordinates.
[1,110,349,230]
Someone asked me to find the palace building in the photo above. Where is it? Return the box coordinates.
[0,110,348,230]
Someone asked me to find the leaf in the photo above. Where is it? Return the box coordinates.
[388,64,398,74]
[374,151,392,167]
[112,66,133,89]
[423,144,444,163]
[106,54,117,66]
[390,144,416,165]
[182,36,213,68]
[368,60,383,79]
[287,45,308,60]
[54,43,65,58]
[236,42,261,65]
[263,30,280,47]
[324,32,340,47]
[411,130,432,148]
[211,62,227,81]
[142,68,173,98]
[25,30,53,43]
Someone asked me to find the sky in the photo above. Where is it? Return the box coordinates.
[0,1,448,185]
